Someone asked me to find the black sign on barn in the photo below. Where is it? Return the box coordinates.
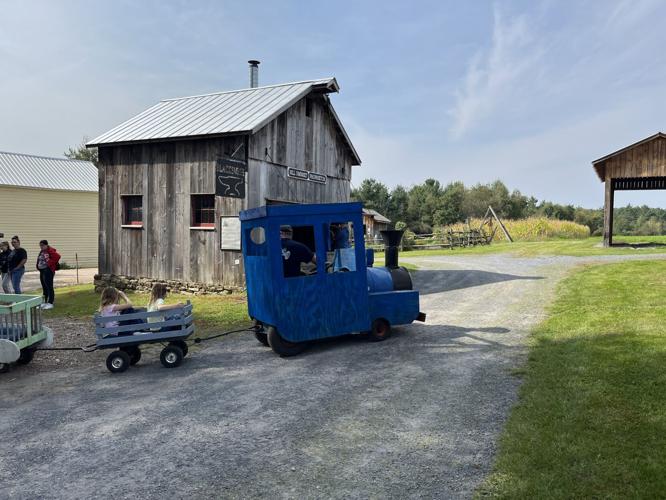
[215,157,247,198]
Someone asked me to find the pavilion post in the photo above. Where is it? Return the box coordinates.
[603,177,614,247]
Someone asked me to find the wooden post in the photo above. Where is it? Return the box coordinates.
[488,205,513,242]
[603,178,614,247]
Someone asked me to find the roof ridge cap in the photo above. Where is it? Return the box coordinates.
[161,77,336,102]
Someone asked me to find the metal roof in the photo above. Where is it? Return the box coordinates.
[0,151,98,192]
[87,77,361,164]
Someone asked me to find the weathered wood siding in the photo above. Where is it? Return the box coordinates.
[98,94,356,285]
[601,136,666,180]
[248,96,353,206]
[598,136,666,247]
[98,137,245,286]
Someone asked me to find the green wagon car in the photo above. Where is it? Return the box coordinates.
[0,294,49,373]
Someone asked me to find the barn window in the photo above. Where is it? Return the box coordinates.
[305,98,313,117]
[121,195,143,227]
[191,194,216,228]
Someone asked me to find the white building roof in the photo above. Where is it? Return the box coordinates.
[0,151,98,192]
[87,77,361,164]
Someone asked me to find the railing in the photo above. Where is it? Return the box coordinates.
[365,228,493,251]
[0,294,44,345]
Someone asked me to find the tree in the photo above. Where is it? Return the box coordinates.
[64,136,98,166]
[387,185,409,227]
[351,179,390,214]
[439,181,465,225]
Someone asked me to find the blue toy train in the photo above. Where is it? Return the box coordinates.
[240,202,426,356]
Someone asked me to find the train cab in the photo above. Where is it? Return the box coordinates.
[240,202,424,356]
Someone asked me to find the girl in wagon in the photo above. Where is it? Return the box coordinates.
[98,287,142,335]
[147,283,184,331]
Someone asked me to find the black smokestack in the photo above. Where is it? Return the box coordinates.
[381,230,404,268]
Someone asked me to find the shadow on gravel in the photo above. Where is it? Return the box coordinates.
[262,323,514,358]
[414,269,544,294]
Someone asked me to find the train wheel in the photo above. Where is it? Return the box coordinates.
[267,326,305,357]
[160,345,184,368]
[253,320,268,346]
[17,347,36,365]
[106,350,131,373]
[254,330,269,346]
[368,319,391,342]
[169,340,188,357]
[121,346,142,365]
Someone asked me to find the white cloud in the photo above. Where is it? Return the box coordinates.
[448,5,543,140]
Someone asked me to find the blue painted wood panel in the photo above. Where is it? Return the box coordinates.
[241,202,421,343]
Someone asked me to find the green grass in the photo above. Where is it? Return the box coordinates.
[478,260,666,498]
[46,284,249,332]
[392,235,666,259]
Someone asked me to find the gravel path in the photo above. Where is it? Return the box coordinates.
[1,253,664,499]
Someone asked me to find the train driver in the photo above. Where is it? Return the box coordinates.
[280,225,316,278]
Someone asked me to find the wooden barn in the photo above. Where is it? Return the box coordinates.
[362,209,391,240]
[88,64,361,290]
[593,132,666,246]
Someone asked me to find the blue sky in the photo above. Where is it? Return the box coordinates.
[2,0,666,208]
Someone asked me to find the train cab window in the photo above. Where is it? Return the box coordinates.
[327,222,356,273]
[245,226,267,256]
[280,225,317,279]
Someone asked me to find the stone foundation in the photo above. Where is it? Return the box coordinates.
[94,274,244,295]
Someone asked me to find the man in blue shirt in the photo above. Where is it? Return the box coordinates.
[280,225,316,278]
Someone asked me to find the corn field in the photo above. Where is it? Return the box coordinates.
[440,217,590,242]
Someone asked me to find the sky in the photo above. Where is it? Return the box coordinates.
[2,0,666,208]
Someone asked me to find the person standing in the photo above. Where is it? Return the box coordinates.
[36,240,60,309]
[8,236,27,294]
[0,241,12,293]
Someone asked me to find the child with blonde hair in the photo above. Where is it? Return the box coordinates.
[98,287,144,335]
[147,284,183,331]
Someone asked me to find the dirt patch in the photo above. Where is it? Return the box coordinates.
[7,318,102,376]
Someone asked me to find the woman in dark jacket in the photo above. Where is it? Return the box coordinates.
[36,240,61,309]
[0,241,11,293]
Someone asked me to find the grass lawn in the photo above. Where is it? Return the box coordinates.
[393,235,666,259]
[478,260,666,498]
[45,284,249,332]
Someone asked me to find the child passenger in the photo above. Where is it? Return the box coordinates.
[98,287,141,335]
[147,284,184,331]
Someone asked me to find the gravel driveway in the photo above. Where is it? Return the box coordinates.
[2,252,664,499]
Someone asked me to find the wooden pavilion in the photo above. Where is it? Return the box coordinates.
[592,132,666,246]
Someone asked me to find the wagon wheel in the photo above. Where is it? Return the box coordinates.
[368,318,391,342]
[106,350,131,373]
[121,346,142,365]
[169,340,189,357]
[160,345,184,368]
[267,326,306,357]
[17,347,36,365]
[253,320,269,346]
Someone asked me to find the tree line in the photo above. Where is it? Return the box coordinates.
[352,178,666,236]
